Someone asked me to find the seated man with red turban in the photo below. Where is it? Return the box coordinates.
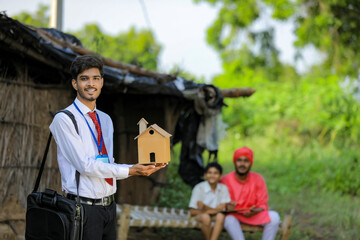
[220,147,280,240]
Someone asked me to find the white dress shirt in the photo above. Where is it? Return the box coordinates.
[49,98,131,199]
[189,181,231,209]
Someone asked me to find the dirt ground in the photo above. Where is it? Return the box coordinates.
[127,227,231,240]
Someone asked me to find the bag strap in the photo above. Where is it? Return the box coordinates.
[33,110,81,203]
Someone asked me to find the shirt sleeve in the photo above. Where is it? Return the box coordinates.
[50,113,130,179]
[219,184,231,204]
[115,164,133,180]
[188,184,201,209]
[255,175,269,210]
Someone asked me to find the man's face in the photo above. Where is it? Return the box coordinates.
[72,67,103,103]
[204,167,222,185]
[235,156,251,176]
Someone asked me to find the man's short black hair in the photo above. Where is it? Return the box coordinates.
[70,55,104,80]
[204,162,223,175]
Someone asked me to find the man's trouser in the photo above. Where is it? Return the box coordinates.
[224,211,280,240]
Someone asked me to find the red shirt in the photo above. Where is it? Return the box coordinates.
[221,171,270,225]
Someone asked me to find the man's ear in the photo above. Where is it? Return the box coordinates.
[72,79,77,91]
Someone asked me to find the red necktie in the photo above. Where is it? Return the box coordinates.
[88,111,113,186]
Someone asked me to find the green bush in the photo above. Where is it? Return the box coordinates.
[214,72,360,196]
[157,144,193,209]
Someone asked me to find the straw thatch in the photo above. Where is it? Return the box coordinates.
[0,72,72,206]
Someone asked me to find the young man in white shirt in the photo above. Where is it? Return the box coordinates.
[50,55,167,240]
[189,162,231,240]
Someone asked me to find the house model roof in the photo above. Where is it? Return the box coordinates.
[149,124,172,138]
[134,123,172,140]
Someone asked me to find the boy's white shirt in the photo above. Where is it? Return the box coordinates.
[189,181,231,209]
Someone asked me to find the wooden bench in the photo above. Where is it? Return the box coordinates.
[116,204,292,240]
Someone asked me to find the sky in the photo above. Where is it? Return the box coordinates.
[1,0,321,81]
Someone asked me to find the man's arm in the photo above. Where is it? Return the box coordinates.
[51,114,164,179]
[254,175,269,211]
[190,201,226,216]
[241,206,264,217]
[225,201,237,211]
[128,163,167,176]
[241,175,269,217]
[215,203,227,212]
[190,205,220,216]
[190,208,219,216]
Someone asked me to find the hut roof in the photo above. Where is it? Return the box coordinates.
[0,13,200,97]
[0,13,257,99]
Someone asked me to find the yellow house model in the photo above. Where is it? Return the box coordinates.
[134,118,172,164]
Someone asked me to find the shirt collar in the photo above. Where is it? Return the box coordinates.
[232,171,250,184]
[204,181,219,193]
[74,97,97,115]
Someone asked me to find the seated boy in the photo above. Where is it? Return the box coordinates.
[189,162,231,240]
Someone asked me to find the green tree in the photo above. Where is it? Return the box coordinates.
[12,4,162,71]
[72,25,161,71]
[195,0,360,199]
[196,0,360,77]
[194,0,297,83]
[12,4,49,27]
[195,0,360,148]
[294,0,360,76]
[168,64,206,83]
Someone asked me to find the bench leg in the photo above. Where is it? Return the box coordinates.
[280,215,292,240]
[117,204,131,240]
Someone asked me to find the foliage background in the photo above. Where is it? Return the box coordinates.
[160,1,360,239]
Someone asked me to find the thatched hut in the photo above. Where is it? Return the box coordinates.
[0,13,254,237]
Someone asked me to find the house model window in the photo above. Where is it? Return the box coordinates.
[134,118,172,164]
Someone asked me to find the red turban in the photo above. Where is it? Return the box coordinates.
[233,147,254,166]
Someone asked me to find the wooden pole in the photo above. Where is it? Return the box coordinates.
[35,28,175,83]
[117,204,132,240]
[49,0,63,31]
[28,27,256,98]
[221,88,256,98]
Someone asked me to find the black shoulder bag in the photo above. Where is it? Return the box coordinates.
[26,110,84,240]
